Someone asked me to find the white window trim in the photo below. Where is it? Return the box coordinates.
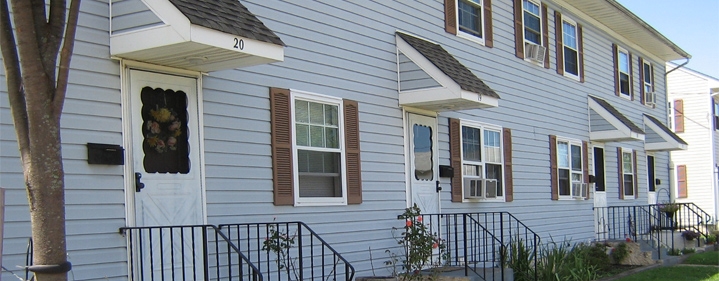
[290,90,348,206]
[621,147,636,200]
[617,46,632,100]
[460,120,505,202]
[642,60,654,107]
[455,0,486,46]
[561,16,580,81]
[556,136,584,200]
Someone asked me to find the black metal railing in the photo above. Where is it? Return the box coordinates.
[400,212,540,281]
[119,225,262,281]
[219,222,355,281]
[595,203,713,259]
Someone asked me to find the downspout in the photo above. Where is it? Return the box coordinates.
[664,58,690,203]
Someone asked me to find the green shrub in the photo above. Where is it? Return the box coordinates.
[506,238,536,281]
[610,242,629,264]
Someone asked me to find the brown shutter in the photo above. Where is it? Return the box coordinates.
[541,4,549,69]
[549,135,558,200]
[639,57,645,104]
[513,0,524,59]
[677,165,688,198]
[578,24,584,83]
[503,128,513,202]
[449,118,463,202]
[554,11,563,75]
[613,44,619,96]
[271,87,294,205]
[629,52,634,100]
[484,0,493,47]
[674,99,685,133]
[617,148,624,200]
[344,99,362,204]
[445,0,457,35]
[582,141,589,199]
[632,151,638,198]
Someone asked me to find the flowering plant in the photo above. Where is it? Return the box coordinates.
[386,204,447,280]
[681,230,701,241]
[262,221,299,280]
[145,106,182,153]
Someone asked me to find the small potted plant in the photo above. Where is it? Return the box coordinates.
[681,230,701,241]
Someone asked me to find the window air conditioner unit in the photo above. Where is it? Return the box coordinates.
[572,183,588,199]
[644,91,656,106]
[464,179,498,199]
[524,43,547,63]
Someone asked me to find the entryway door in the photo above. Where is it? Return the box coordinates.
[647,155,657,204]
[127,69,205,278]
[593,146,608,240]
[407,113,440,214]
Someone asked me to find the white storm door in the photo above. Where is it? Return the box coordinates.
[408,113,439,214]
[593,146,608,239]
[129,70,204,227]
[647,155,657,204]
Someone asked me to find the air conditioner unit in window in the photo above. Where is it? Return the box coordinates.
[645,91,656,106]
[464,179,498,199]
[572,183,588,199]
[524,43,547,64]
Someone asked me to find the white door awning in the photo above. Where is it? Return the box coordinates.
[588,96,645,142]
[643,114,687,151]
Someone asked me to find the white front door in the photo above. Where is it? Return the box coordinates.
[647,155,657,204]
[592,146,608,239]
[129,70,204,227]
[408,113,440,214]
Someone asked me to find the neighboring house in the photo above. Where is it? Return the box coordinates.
[667,64,719,220]
[0,0,690,279]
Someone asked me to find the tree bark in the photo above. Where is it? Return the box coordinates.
[0,1,81,280]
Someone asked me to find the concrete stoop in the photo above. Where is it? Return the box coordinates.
[356,267,513,281]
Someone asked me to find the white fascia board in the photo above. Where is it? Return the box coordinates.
[461,89,499,107]
[190,25,284,63]
[142,0,192,38]
[110,25,186,55]
[590,130,645,142]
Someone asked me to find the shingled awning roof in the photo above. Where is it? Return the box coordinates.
[588,96,645,141]
[396,32,499,111]
[110,0,284,72]
[643,114,687,151]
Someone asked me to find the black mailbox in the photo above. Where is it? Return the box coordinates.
[439,165,454,178]
[87,143,124,165]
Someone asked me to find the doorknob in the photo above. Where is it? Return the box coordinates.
[135,172,145,192]
[436,180,442,193]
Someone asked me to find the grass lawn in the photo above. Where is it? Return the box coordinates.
[613,266,719,281]
[685,251,719,265]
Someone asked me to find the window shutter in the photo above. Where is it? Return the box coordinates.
[582,141,589,199]
[449,118,463,202]
[445,0,457,35]
[513,0,523,59]
[612,44,619,96]
[554,11,563,75]
[639,57,645,104]
[549,135,558,200]
[344,99,363,204]
[503,128,513,202]
[677,165,688,198]
[484,0,493,47]
[541,4,549,69]
[270,87,294,206]
[629,52,634,100]
[632,151,638,198]
[674,99,684,133]
[617,148,624,200]
[578,24,584,83]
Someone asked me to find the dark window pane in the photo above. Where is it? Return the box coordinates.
[571,145,582,171]
[141,87,190,174]
[624,175,634,195]
[524,13,541,44]
[559,169,570,195]
[564,47,578,75]
[620,73,630,95]
[462,126,481,161]
[486,164,503,196]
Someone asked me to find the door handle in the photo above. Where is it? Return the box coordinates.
[135,172,145,192]
[436,180,442,193]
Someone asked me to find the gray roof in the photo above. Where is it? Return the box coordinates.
[589,96,645,134]
[644,114,687,145]
[397,32,499,99]
[168,0,284,46]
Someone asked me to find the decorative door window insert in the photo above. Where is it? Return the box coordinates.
[413,124,434,181]
[141,86,190,174]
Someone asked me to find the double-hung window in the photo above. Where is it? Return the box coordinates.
[616,46,632,98]
[556,139,583,197]
[461,122,503,200]
[458,0,483,39]
[621,149,635,198]
[293,92,346,205]
[713,101,719,130]
[642,61,653,95]
[522,0,541,45]
[562,19,579,77]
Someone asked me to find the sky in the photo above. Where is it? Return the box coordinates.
[616,0,719,79]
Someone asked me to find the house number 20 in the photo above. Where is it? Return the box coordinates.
[233,38,244,50]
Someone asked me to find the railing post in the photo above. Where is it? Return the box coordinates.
[499,213,504,281]
[297,223,303,281]
[462,214,468,276]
